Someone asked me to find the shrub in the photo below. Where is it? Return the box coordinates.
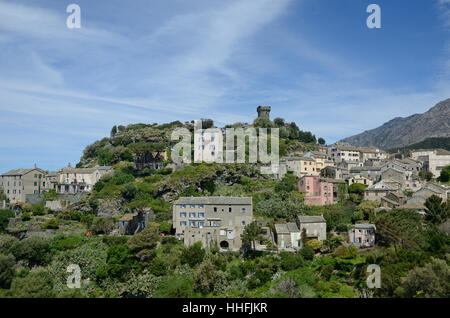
[0,254,16,289]
[11,236,52,266]
[90,217,114,234]
[279,252,304,271]
[41,218,59,229]
[300,245,315,260]
[306,239,322,251]
[32,205,45,216]
[149,257,167,276]
[320,263,334,281]
[8,270,56,298]
[0,209,14,233]
[181,242,205,268]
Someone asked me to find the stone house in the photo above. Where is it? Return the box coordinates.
[0,166,46,203]
[348,224,376,248]
[349,165,382,183]
[277,156,320,179]
[274,222,301,250]
[346,174,373,187]
[364,180,400,202]
[134,150,167,170]
[380,191,407,209]
[173,196,253,251]
[298,176,334,206]
[296,215,327,243]
[118,209,154,235]
[56,164,113,193]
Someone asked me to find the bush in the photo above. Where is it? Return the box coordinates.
[0,209,14,233]
[41,218,59,229]
[306,239,322,251]
[181,242,205,268]
[8,270,56,298]
[149,257,167,276]
[0,254,16,289]
[90,217,115,234]
[279,252,304,271]
[104,244,139,280]
[320,263,334,281]
[11,236,52,266]
[32,205,45,216]
[300,245,315,260]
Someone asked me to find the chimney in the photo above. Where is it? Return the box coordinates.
[34,163,37,169]
[68,163,72,168]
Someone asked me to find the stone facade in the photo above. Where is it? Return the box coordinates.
[173,196,253,251]
[0,167,46,203]
[296,215,327,243]
[348,224,376,248]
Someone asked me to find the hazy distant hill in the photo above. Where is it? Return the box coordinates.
[387,137,450,153]
[340,98,450,149]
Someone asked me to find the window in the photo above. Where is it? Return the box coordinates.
[34,182,37,186]
[198,204,204,208]
[198,213,204,218]
[241,207,246,213]
[214,207,217,212]
[241,221,246,226]
[190,204,195,208]
[189,212,196,218]
[228,207,232,212]
[180,212,187,218]
[211,136,215,142]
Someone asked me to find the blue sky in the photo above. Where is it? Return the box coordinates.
[0,0,449,172]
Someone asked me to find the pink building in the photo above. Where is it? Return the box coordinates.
[298,176,334,206]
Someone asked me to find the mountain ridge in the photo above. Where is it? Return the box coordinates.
[340,98,450,149]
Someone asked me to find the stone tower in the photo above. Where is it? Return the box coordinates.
[257,105,271,119]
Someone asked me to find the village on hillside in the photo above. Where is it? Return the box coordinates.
[0,106,449,298]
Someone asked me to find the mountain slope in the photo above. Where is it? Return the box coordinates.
[340,98,450,149]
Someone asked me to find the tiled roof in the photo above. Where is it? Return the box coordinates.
[298,215,326,223]
[274,223,290,234]
[354,223,376,229]
[1,168,42,176]
[174,196,252,205]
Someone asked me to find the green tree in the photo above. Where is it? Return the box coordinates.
[395,258,450,298]
[127,222,160,252]
[275,173,299,193]
[0,209,15,233]
[8,270,56,298]
[11,236,52,266]
[375,209,426,253]
[318,137,326,145]
[0,254,15,289]
[306,239,322,251]
[439,165,450,182]
[180,242,205,268]
[300,245,315,260]
[424,195,448,225]
[241,221,264,251]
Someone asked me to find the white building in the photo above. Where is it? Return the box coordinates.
[57,164,113,193]
[194,128,223,163]
[411,149,450,178]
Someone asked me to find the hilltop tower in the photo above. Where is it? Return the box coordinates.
[257,105,271,119]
